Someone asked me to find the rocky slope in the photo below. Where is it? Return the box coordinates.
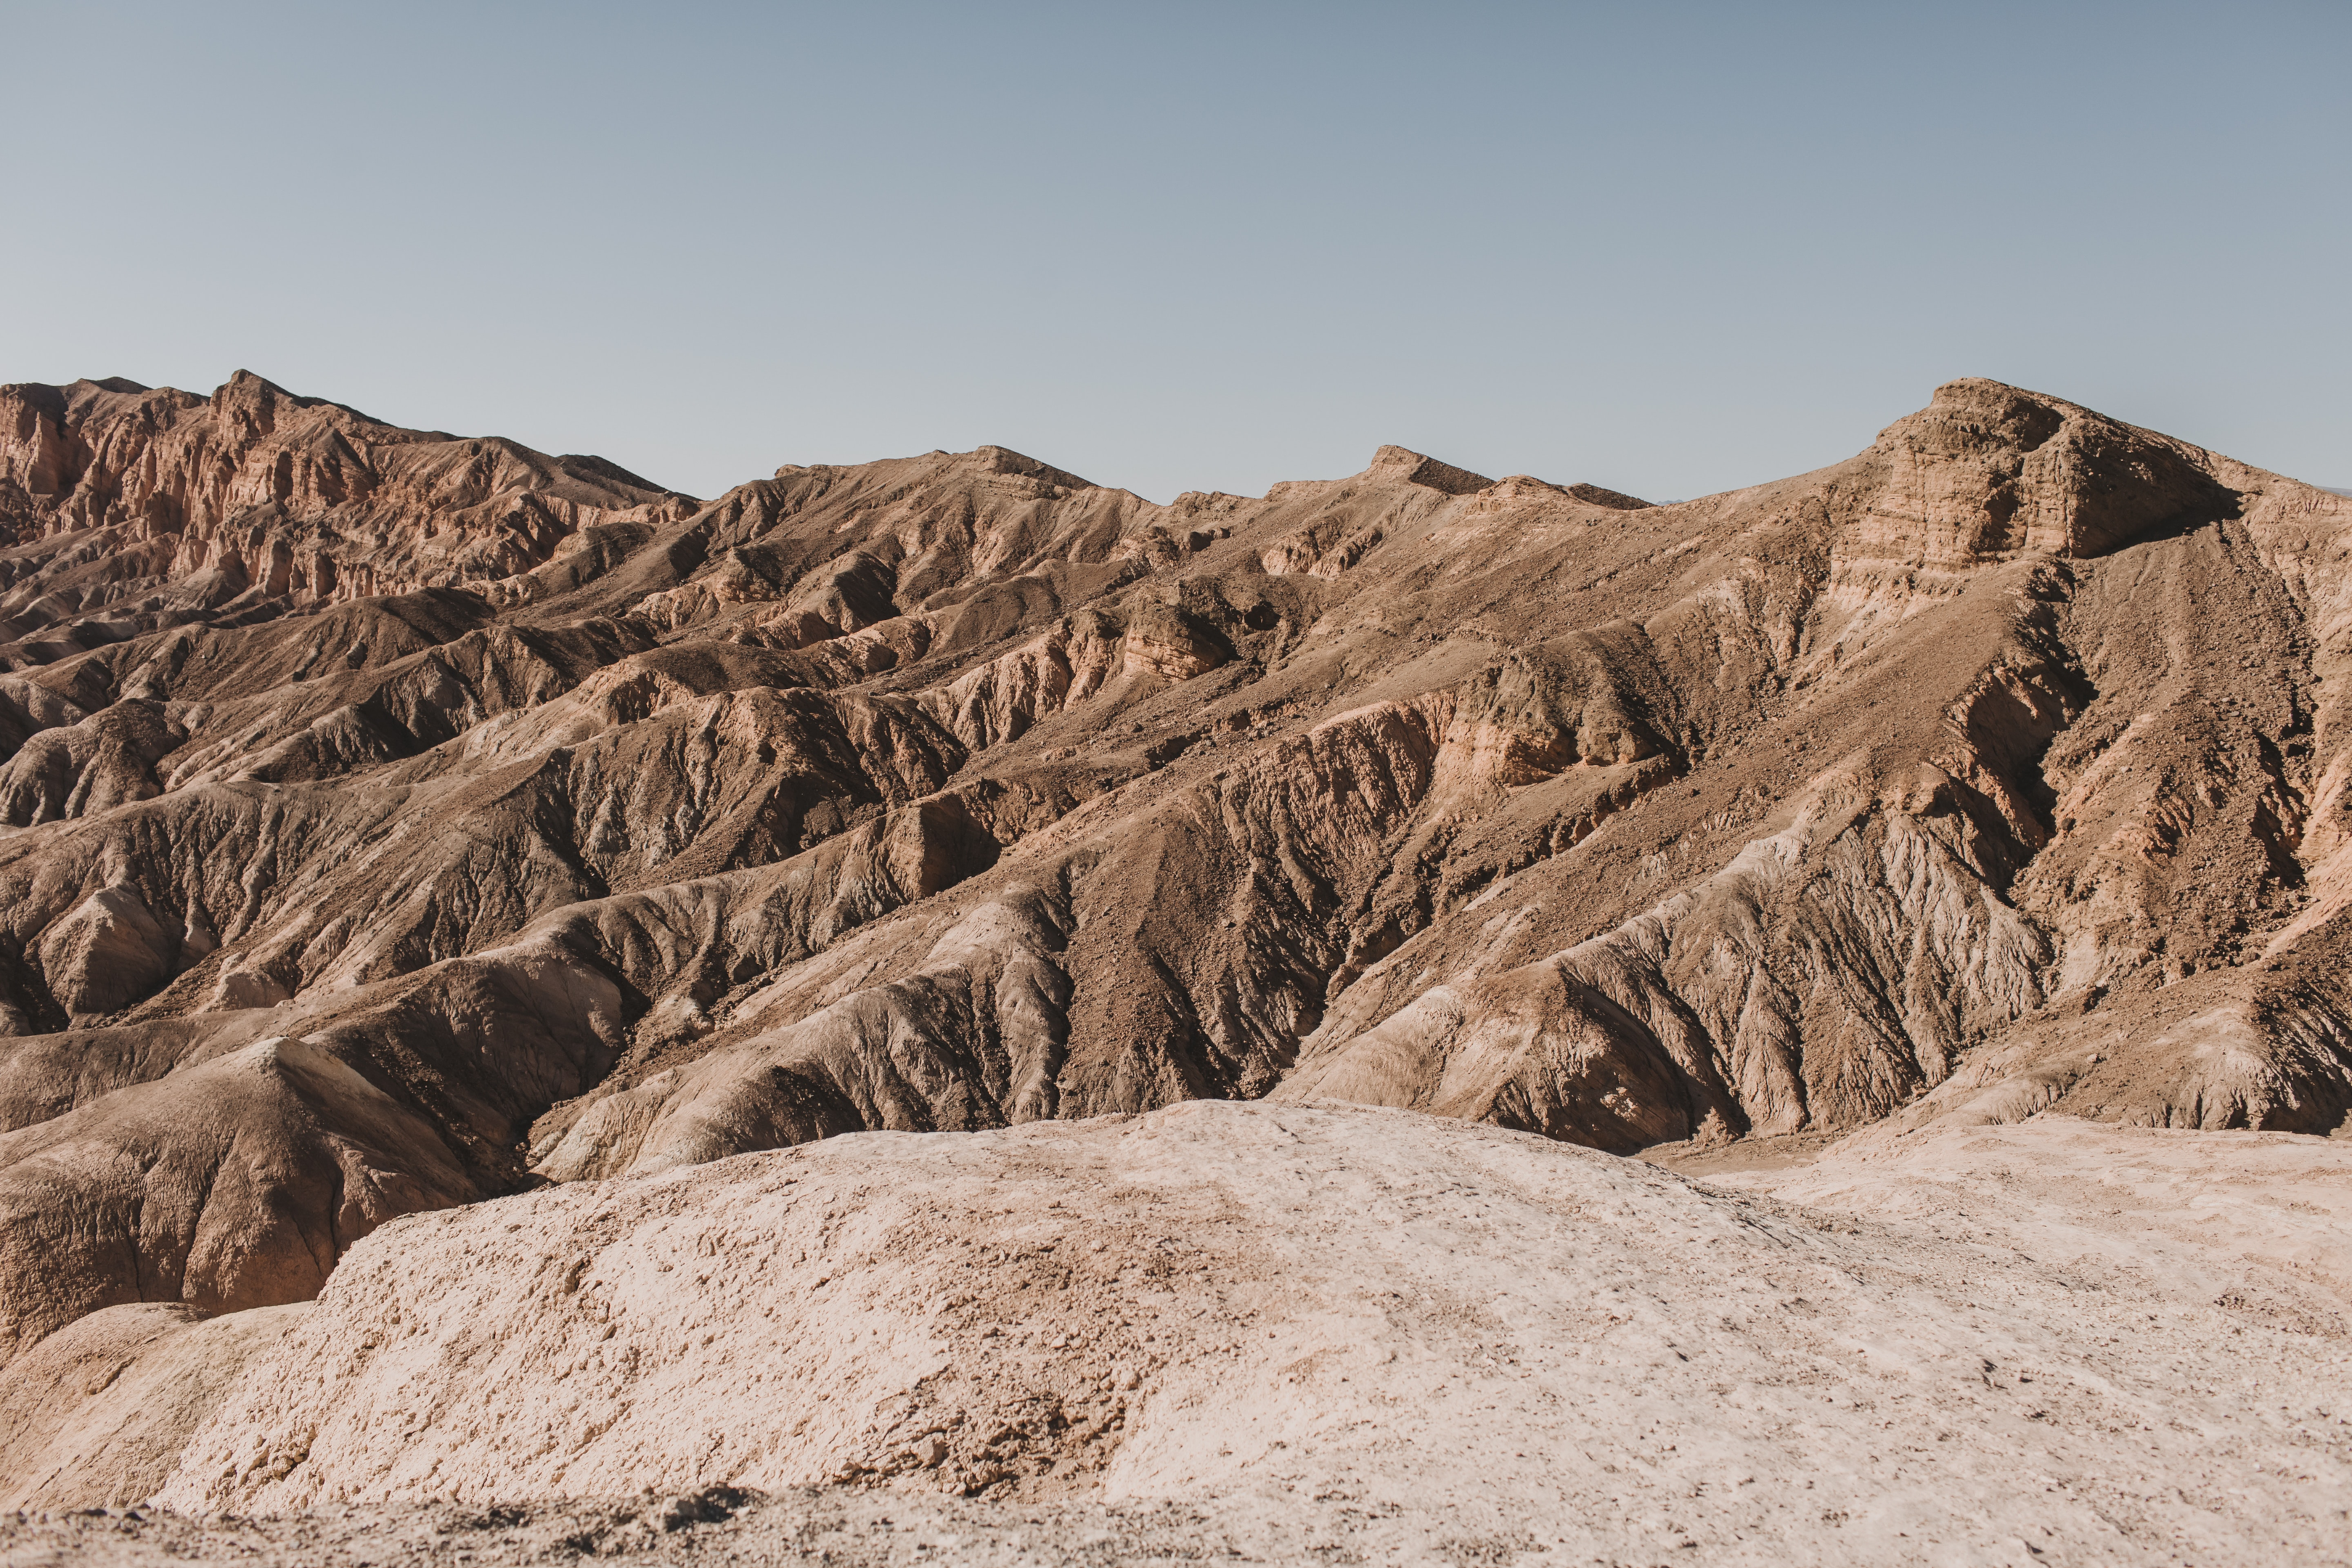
[0,369,2348,1384]
[0,372,690,649]
[3,1106,2347,1566]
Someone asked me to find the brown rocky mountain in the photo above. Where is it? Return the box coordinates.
[1,372,689,651]
[1,368,2348,1390]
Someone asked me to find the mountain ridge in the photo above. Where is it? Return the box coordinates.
[0,371,2347,1379]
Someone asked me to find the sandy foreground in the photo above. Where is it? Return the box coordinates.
[4,1102,2348,1565]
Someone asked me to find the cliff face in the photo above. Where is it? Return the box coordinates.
[0,372,2348,1369]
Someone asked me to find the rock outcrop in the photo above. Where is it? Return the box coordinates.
[0,372,691,661]
[0,369,2348,1386]
[5,1104,2346,1567]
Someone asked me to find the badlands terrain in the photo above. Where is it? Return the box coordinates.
[1,370,2349,1561]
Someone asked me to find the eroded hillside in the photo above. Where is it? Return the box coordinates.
[2,371,2348,1366]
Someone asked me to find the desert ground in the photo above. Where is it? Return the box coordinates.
[5,1106,2348,1564]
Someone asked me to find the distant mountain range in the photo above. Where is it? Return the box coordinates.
[4,371,2351,1373]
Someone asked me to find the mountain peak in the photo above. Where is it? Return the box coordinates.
[963,445,1098,491]
[1367,445,1493,495]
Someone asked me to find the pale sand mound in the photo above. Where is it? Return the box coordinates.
[0,1302,303,1511]
[0,1102,2318,1564]
[1716,1117,2352,1330]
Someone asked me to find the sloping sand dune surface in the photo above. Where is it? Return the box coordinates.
[4,1102,2346,1565]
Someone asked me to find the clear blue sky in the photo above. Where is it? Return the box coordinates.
[6,1,2345,502]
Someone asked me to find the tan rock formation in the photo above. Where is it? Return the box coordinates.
[0,372,691,658]
[0,369,2348,1410]
[0,1302,301,1511]
[6,1104,2346,1565]
[0,1037,472,1364]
